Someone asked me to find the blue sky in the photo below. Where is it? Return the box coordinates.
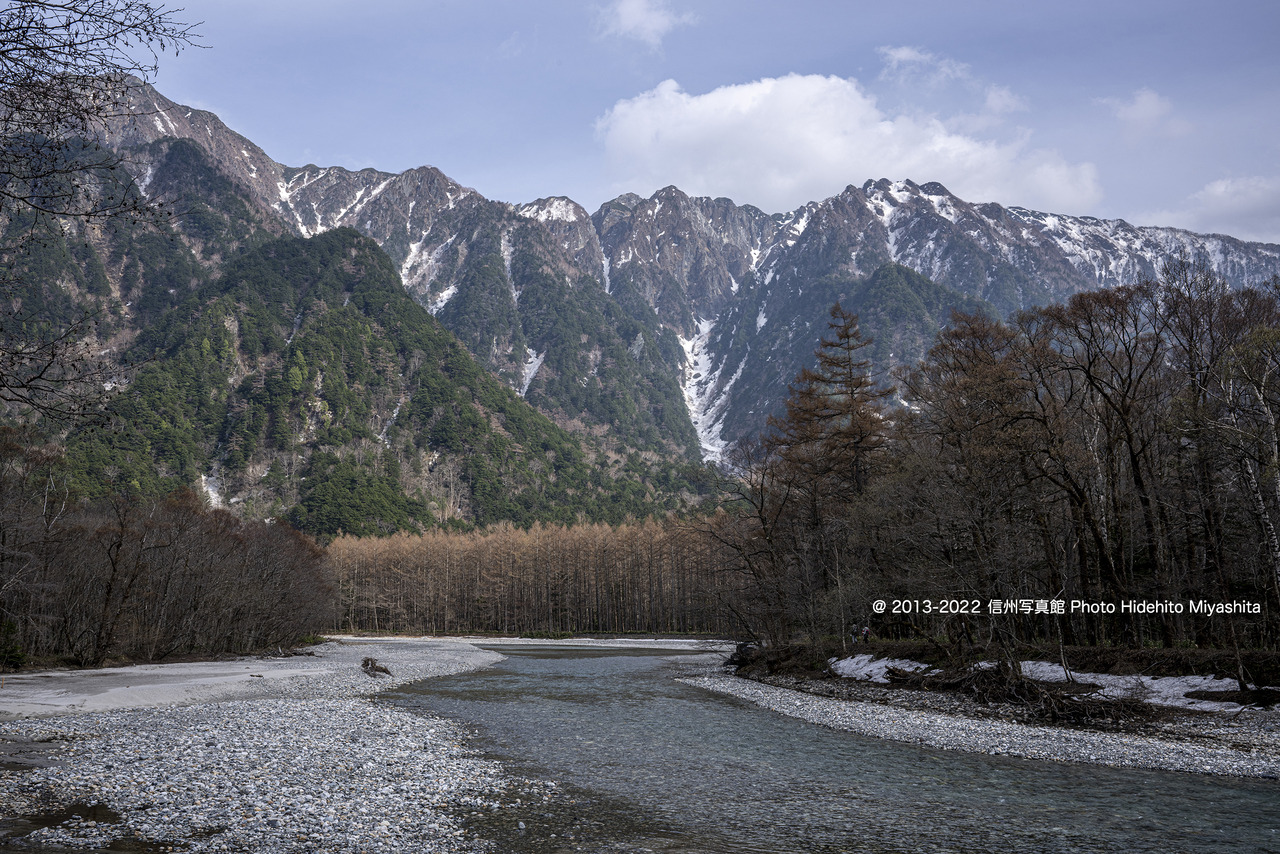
[153,1,1280,241]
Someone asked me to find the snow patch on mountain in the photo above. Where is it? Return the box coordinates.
[443,188,470,210]
[333,186,368,224]
[519,349,546,397]
[276,169,331,237]
[200,472,223,508]
[699,356,747,462]
[517,197,581,223]
[401,232,430,286]
[343,177,393,223]
[782,208,812,247]
[923,188,961,224]
[678,319,737,461]
[867,190,906,261]
[427,284,458,315]
[408,235,457,292]
[501,230,516,301]
[378,399,404,447]
[1002,206,1280,287]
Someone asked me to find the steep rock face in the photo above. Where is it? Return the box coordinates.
[593,186,776,334]
[106,81,1280,461]
[516,196,608,290]
[596,179,1280,453]
[107,83,286,211]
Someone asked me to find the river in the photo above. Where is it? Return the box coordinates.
[384,644,1280,854]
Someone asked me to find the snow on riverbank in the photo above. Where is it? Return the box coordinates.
[830,653,1272,713]
[1016,659,1259,713]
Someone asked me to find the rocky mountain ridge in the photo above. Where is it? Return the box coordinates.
[110,81,1280,458]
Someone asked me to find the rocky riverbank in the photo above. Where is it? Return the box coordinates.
[4,637,1277,853]
[0,638,548,853]
[682,668,1280,779]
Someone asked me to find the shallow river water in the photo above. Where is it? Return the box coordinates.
[385,645,1280,854]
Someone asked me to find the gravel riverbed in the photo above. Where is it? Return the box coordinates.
[681,670,1280,779]
[0,639,554,853]
[4,639,1278,853]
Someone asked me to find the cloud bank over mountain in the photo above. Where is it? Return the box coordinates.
[596,73,1102,216]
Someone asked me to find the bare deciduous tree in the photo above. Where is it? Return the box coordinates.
[0,1,198,422]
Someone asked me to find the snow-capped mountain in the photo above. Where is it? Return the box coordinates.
[109,82,1280,460]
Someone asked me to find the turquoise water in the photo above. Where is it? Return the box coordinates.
[387,645,1280,854]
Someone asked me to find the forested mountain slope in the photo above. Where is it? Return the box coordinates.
[20,137,699,535]
[105,84,701,462]
[103,82,1280,458]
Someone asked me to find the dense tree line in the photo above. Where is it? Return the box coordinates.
[0,429,328,666]
[325,518,734,636]
[713,260,1280,658]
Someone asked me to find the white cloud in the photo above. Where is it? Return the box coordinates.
[1101,88,1192,140]
[597,0,695,49]
[595,74,1101,215]
[877,45,970,85]
[1144,176,1280,243]
[983,85,1027,116]
[876,46,1026,135]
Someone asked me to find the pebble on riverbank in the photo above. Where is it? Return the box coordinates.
[0,640,522,853]
[681,669,1280,780]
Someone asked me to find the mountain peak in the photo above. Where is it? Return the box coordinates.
[516,196,589,223]
[103,81,1280,461]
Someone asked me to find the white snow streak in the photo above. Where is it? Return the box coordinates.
[501,230,517,302]
[401,233,455,291]
[678,319,740,461]
[427,284,458,315]
[200,472,224,508]
[519,349,545,397]
[378,400,404,447]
